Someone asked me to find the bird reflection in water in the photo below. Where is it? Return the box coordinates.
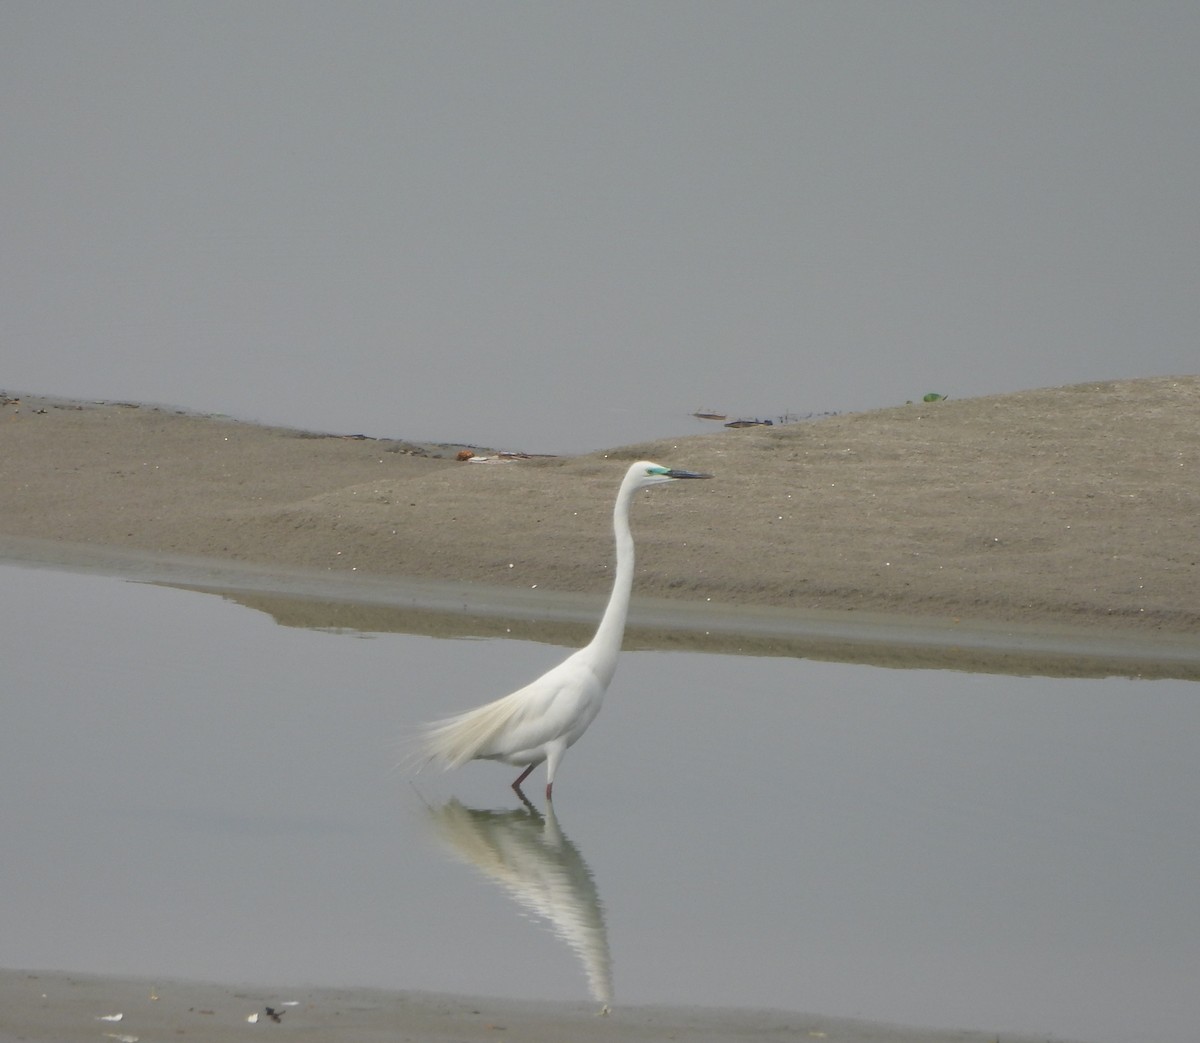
[424,796,613,1014]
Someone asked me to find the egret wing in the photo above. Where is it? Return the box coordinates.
[422,658,601,768]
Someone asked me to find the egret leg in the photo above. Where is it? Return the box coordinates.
[544,745,562,802]
[511,764,536,794]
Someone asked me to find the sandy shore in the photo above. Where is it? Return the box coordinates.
[1,377,1197,676]
[4,382,1187,1043]
[0,969,1069,1043]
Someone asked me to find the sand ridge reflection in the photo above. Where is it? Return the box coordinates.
[424,797,612,1013]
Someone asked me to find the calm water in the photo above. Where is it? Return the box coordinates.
[2,562,1196,1043]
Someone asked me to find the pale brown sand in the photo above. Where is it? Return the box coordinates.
[1,377,1197,676]
[4,383,1182,1042]
[0,969,1068,1043]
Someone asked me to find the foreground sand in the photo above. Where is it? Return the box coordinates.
[0,969,1068,1043]
[1,377,1197,676]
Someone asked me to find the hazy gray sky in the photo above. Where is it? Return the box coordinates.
[4,2,1197,453]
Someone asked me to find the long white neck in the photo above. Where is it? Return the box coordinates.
[585,474,638,685]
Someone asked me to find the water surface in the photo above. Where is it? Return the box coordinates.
[1,562,1196,1043]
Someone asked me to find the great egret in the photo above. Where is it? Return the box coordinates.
[421,460,711,799]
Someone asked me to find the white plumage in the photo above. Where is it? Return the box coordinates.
[421,460,711,799]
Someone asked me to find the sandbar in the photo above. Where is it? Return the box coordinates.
[1,377,1197,677]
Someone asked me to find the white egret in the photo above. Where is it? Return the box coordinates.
[421,460,711,799]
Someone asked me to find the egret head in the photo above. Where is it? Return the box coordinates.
[631,460,713,489]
